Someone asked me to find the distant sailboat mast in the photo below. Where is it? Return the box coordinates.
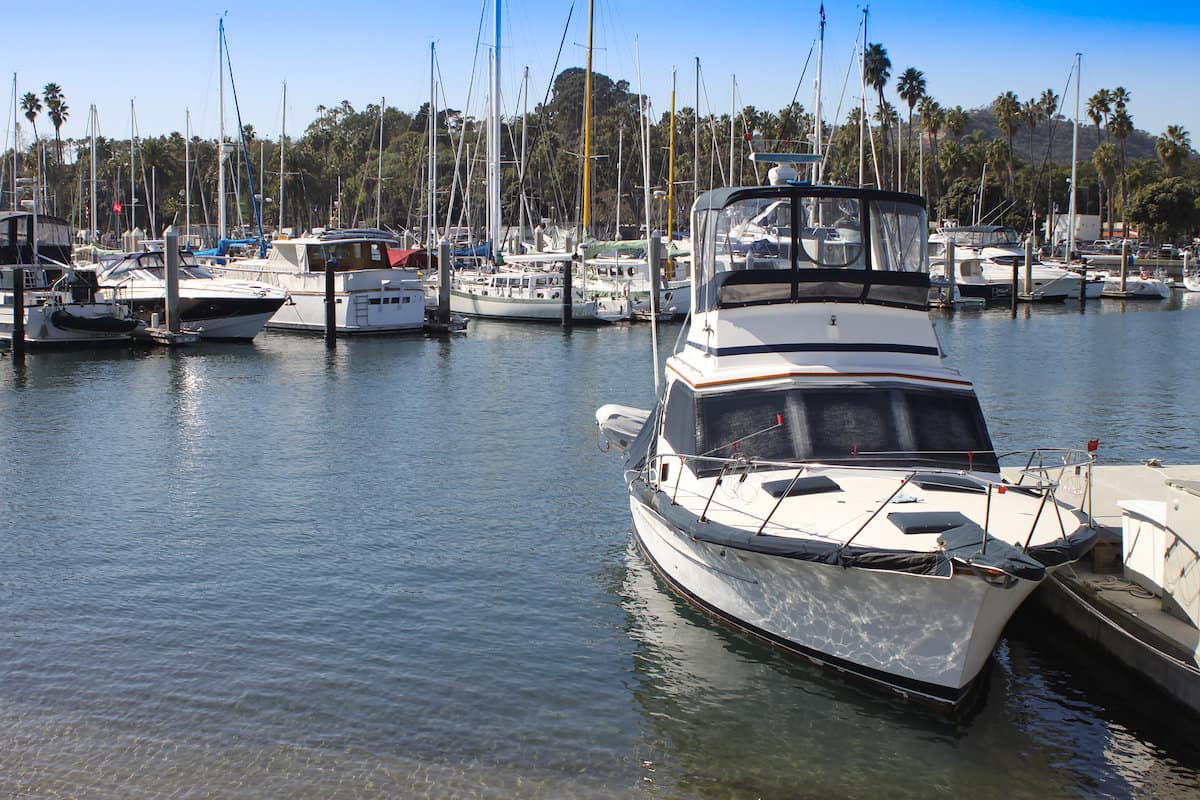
[487,0,502,255]
[1067,52,1081,262]
[814,3,825,182]
[279,81,286,233]
[428,42,437,251]
[582,0,595,239]
[218,18,227,241]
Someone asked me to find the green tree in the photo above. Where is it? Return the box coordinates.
[1127,177,1200,243]
[944,105,968,142]
[1093,141,1119,236]
[992,91,1020,190]
[43,83,68,164]
[1108,105,1133,219]
[863,42,891,188]
[896,67,925,192]
[1155,125,1190,178]
[1087,89,1111,149]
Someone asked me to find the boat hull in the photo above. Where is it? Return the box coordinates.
[0,301,135,346]
[629,493,1037,706]
[450,290,600,322]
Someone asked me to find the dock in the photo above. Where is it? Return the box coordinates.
[1013,463,1200,715]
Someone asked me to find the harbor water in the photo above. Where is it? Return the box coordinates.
[3,295,1200,798]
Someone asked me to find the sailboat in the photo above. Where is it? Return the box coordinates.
[448,0,607,323]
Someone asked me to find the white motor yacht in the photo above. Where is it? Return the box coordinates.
[98,249,287,340]
[0,212,138,347]
[211,229,426,334]
[596,171,1097,708]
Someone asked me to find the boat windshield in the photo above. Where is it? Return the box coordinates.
[944,227,1019,249]
[693,188,927,312]
[665,382,997,474]
[105,251,215,279]
[309,241,390,271]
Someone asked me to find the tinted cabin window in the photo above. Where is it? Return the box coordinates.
[697,389,794,462]
[662,382,697,455]
[805,389,902,462]
[904,389,998,471]
[691,385,996,475]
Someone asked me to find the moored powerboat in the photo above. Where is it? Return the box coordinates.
[98,249,287,340]
[0,212,138,347]
[596,167,1097,707]
[211,229,427,334]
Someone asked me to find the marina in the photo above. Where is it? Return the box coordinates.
[2,0,1200,795]
[2,294,1199,798]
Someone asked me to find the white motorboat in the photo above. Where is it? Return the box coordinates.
[1184,271,1200,293]
[1100,270,1171,299]
[0,212,139,347]
[98,249,287,340]
[211,229,427,334]
[596,173,1097,708]
[933,226,1080,301]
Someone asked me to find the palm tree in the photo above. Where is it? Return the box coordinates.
[1086,89,1111,148]
[20,91,42,142]
[896,67,925,192]
[1156,125,1190,178]
[863,43,891,187]
[1108,106,1133,221]
[944,105,968,142]
[992,91,1020,191]
[1022,98,1039,162]
[1039,89,1059,124]
[918,96,943,197]
[43,83,68,164]
[1093,141,1119,237]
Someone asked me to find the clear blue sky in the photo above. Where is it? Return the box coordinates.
[4,1,1197,151]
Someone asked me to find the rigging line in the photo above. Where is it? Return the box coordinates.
[821,37,861,179]
[220,24,266,255]
[1022,61,1078,236]
[697,64,723,193]
[441,4,486,238]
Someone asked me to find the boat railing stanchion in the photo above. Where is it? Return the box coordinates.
[982,482,993,554]
[12,267,26,362]
[1021,484,1053,553]
[756,466,807,536]
[699,461,732,523]
[671,455,685,505]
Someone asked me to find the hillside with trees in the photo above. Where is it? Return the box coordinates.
[4,62,1197,249]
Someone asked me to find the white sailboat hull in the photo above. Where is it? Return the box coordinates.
[450,289,599,322]
[0,300,134,345]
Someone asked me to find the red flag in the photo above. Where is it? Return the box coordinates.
[1087,439,1100,452]
[112,201,123,214]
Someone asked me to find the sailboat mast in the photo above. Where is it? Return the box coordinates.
[694,57,699,206]
[615,126,622,237]
[488,0,502,255]
[129,99,136,233]
[10,74,16,212]
[1067,53,1081,262]
[859,7,867,187]
[582,0,595,238]
[428,42,437,251]
[815,3,825,182]
[89,105,97,245]
[218,19,227,240]
[279,82,286,233]
[729,75,735,186]
[185,109,191,245]
[667,68,676,240]
[519,66,528,245]
[376,96,384,229]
